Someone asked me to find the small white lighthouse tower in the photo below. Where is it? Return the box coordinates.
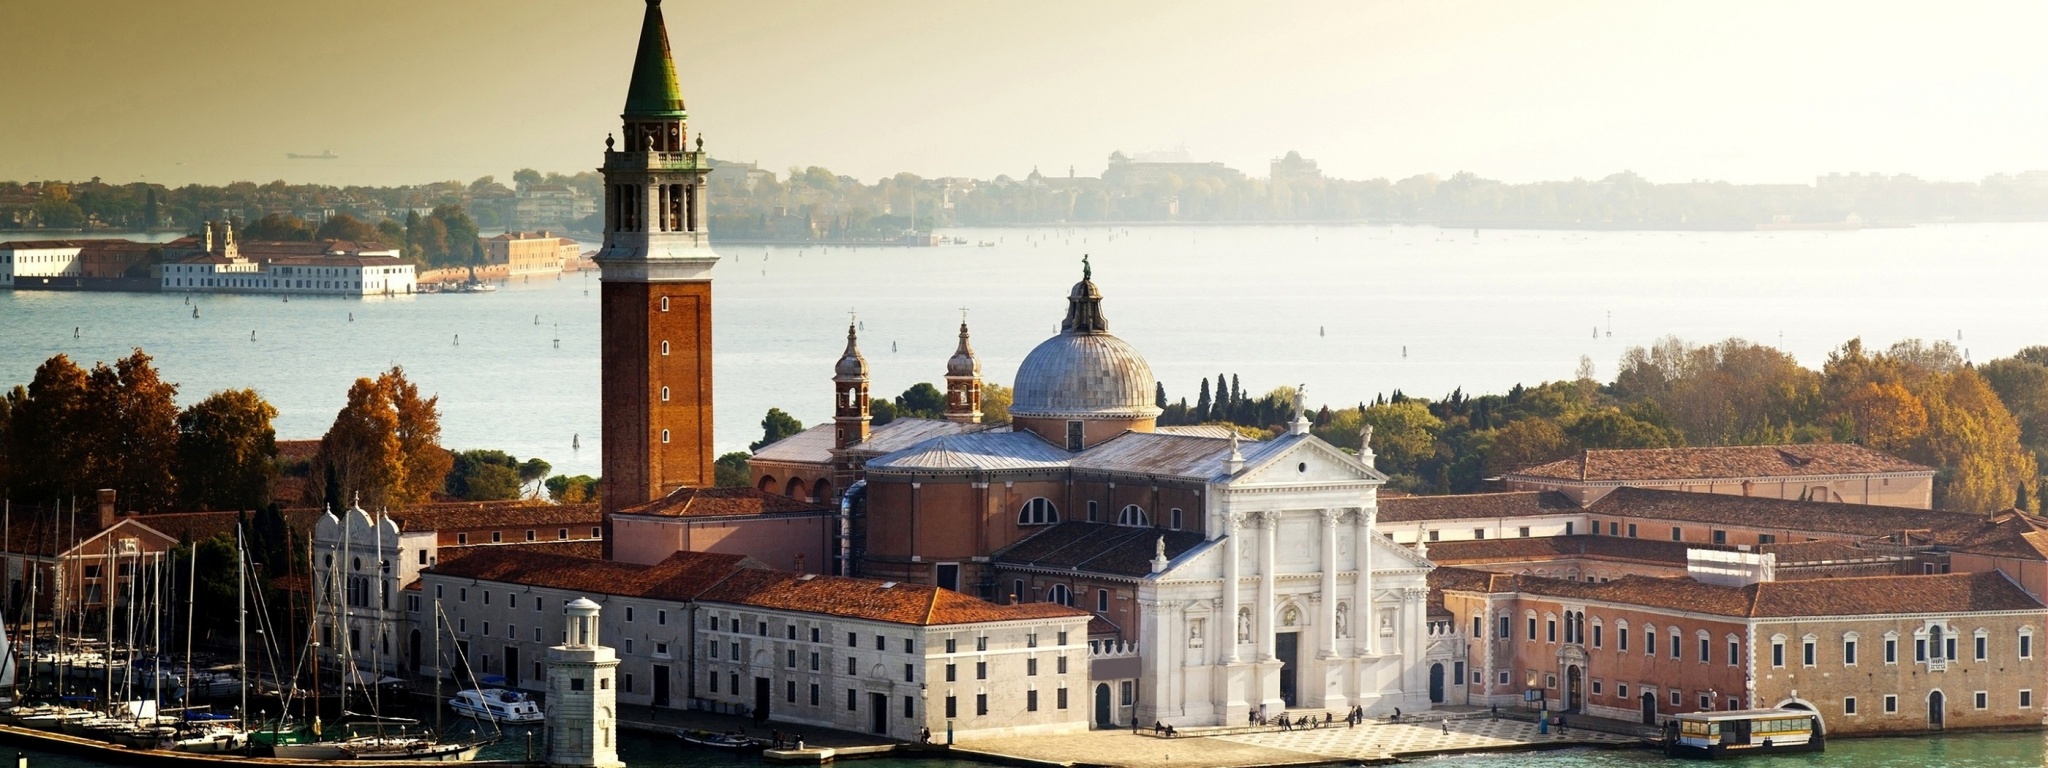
[546,597,622,768]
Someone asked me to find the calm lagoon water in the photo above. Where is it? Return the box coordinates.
[2,223,2045,478]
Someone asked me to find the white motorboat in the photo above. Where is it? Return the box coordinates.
[170,725,250,754]
[448,688,544,724]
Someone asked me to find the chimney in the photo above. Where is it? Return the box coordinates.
[96,489,117,530]
[1007,591,1019,605]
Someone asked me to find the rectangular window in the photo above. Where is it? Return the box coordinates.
[976,662,987,680]
[789,625,797,640]
[1593,624,1604,648]
[1646,631,1656,656]
[1565,522,1575,535]
[2024,634,2034,659]
[1057,655,1068,674]
[1757,534,1776,544]
[1592,679,1603,695]
[1547,619,1557,643]
[1671,690,1681,707]
[1671,527,1683,541]
[1609,522,1619,535]
[946,696,957,718]
[905,664,915,683]
[1700,637,1710,663]
[945,664,956,682]
[1976,691,1989,710]
[1977,636,1988,661]
[1917,638,1928,662]
[1097,590,1110,612]
[1428,530,1440,542]
[1527,617,1538,641]
[1947,637,1958,660]
[1058,687,1069,709]
[1027,658,1038,676]
[1498,670,1511,685]
[977,636,988,652]
[1057,631,1068,646]
[1886,638,1898,664]
[1027,633,1038,648]
[1627,523,1637,538]
[1518,527,1531,538]
[1845,639,1858,665]
[813,627,822,643]
[945,638,956,653]
[848,689,858,710]
[787,680,796,703]
[1499,615,1510,639]
[2023,690,2034,709]
[811,684,820,707]
[848,657,858,675]
[1884,695,1898,713]
[875,635,885,650]
[977,693,989,716]
[1027,690,1039,712]
[1618,683,1629,699]
[849,633,858,647]
[1711,530,1726,545]
[1620,627,1630,651]
[1474,528,1486,540]
[1803,640,1816,666]
[1844,696,1858,715]
[1728,639,1739,665]
[787,649,797,668]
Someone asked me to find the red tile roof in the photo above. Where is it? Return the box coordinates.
[613,486,833,519]
[1380,491,1579,523]
[1439,570,2042,618]
[1587,487,1980,540]
[1421,535,1699,567]
[1508,444,1933,482]
[375,500,602,532]
[425,548,762,599]
[698,570,1089,626]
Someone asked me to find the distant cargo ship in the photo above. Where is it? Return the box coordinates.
[286,150,338,160]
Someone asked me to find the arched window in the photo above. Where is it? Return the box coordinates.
[659,296,670,312]
[757,475,777,493]
[661,340,671,356]
[661,386,670,402]
[1018,498,1059,526]
[784,477,805,498]
[1047,584,1073,607]
[1117,505,1149,527]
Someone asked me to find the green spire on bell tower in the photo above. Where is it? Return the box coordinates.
[623,0,686,119]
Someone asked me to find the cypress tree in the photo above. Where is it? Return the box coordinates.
[1156,382,1168,410]
[1196,379,1211,422]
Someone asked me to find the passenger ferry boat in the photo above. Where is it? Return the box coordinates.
[1664,708,1823,758]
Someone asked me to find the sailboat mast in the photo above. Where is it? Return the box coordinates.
[103,536,114,714]
[184,544,195,716]
[237,524,248,731]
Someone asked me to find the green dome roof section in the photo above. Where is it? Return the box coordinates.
[623,0,686,119]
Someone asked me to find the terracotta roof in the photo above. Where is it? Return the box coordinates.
[1421,535,1698,567]
[699,570,1089,626]
[382,500,602,532]
[0,240,94,249]
[1931,510,2048,561]
[0,510,92,557]
[1756,539,1899,566]
[613,486,833,519]
[1750,572,2043,617]
[435,539,603,564]
[425,547,761,600]
[992,522,1206,578]
[135,508,324,544]
[1508,444,1933,482]
[1586,487,1980,540]
[275,439,321,463]
[1439,570,2042,618]
[1380,491,1579,523]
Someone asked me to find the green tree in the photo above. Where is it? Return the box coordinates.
[1563,408,1677,450]
[752,408,804,451]
[1361,401,1443,471]
[513,168,543,189]
[714,452,752,488]
[979,383,1012,425]
[545,474,600,504]
[32,198,84,228]
[314,213,383,244]
[869,398,899,427]
[894,383,946,420]
[1485,418,1574,475]
[175,389,279,511]
[518,458,552,498]
[447,450,522,501]
[241,213,313,241]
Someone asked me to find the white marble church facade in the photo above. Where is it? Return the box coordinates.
[1135,433,1434,726]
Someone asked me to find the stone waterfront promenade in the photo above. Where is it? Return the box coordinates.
[957,711,1635,768]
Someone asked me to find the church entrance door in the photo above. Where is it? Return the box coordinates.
[1276,632,1299,707]
[1565,665,1582,712]
[1094,684,1113,728]
[1641,692,1657,725]
[1429,663,1445,704]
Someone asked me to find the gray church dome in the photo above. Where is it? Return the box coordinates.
[1009,263,1163,421]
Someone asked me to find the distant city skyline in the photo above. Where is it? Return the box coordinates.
[2,0,2043,187]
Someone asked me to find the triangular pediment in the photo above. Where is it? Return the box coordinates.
[1231,434,1389,486]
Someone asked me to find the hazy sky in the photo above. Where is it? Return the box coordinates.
[4,1,2044,187]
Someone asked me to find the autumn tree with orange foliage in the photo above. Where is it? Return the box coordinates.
[310,367,451,511]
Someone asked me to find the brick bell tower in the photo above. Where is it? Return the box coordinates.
[597,0,716,555]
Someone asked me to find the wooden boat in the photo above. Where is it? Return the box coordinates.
[676,729,767,750]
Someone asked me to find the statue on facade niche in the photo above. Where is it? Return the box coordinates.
[1189,619,1205,648]
[1238,608,1252,643]
[1379,610,1395,637]
[1335,603,1349,639]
